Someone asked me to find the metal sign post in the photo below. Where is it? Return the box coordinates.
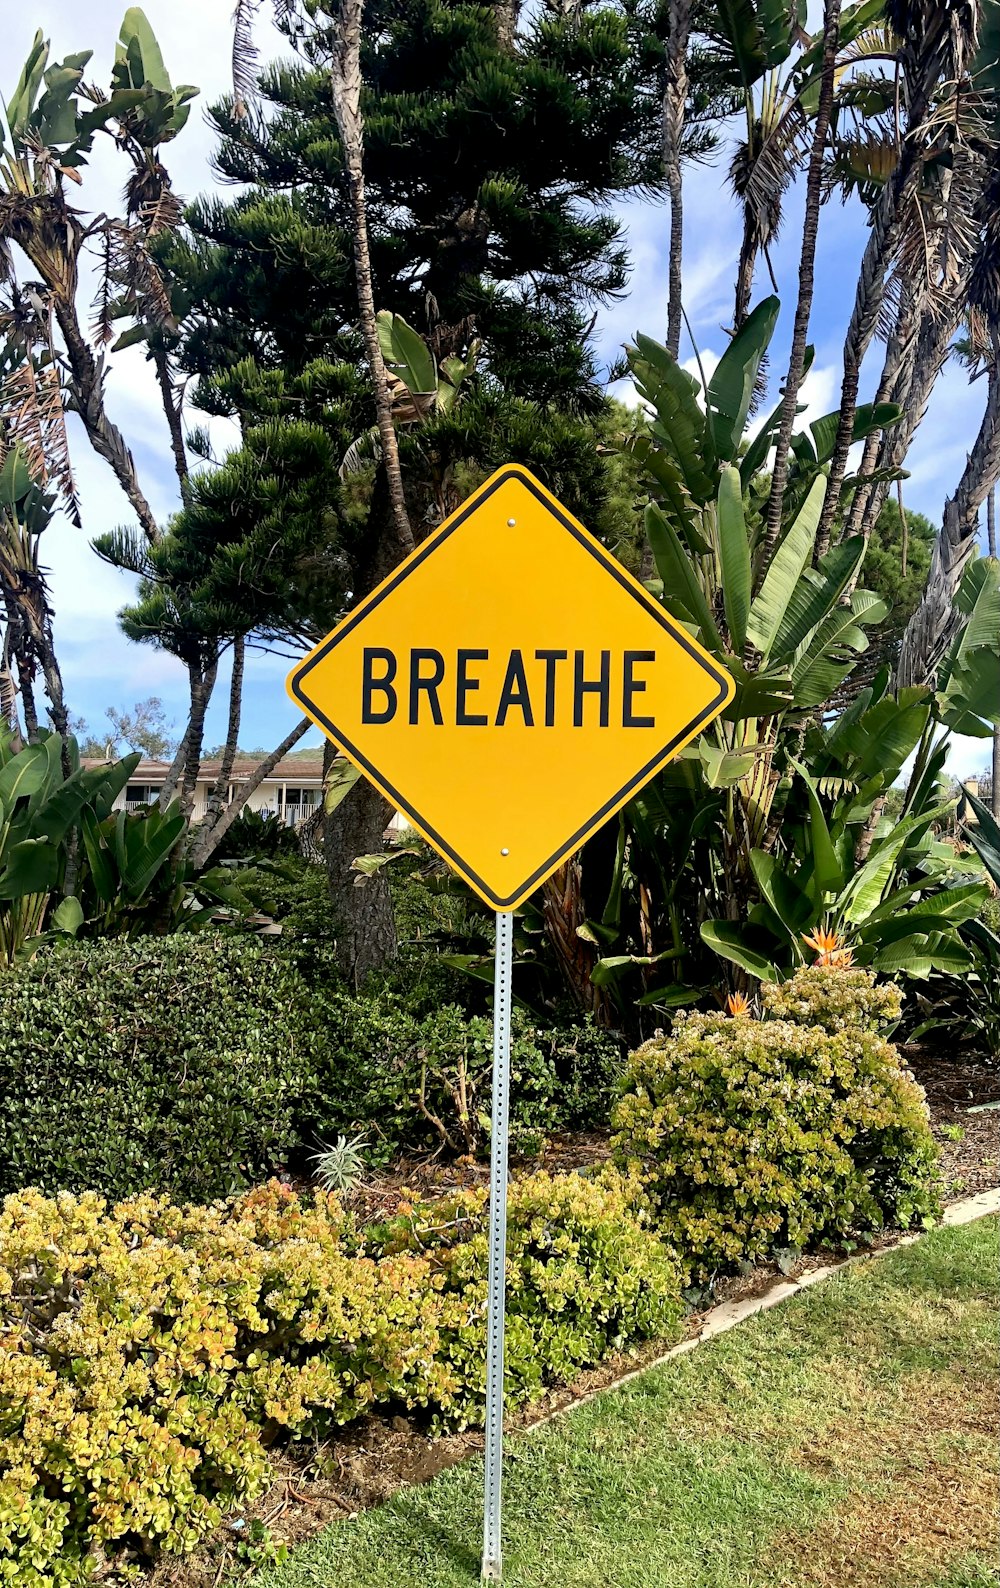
[482,909,513,1580]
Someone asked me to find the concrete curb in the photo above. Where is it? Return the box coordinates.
[522,1187,1000,1434]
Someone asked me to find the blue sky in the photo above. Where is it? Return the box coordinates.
[11,0,995,775]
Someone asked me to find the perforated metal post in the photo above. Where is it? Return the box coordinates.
[482,908,513,1580]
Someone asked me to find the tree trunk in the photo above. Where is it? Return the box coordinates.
[325,774,397,987]
[329,0,414,556]
[662,0,692,359]
[733,211,757,332]
[158,726,190,811]
[153,344,190,501]
[760,0,841,569]
[178,659,219,820]
[897,363,1000,687]
[814,15,958,559]
[53,298,161,545]
[194,714,311,865]
[541,858,611,1024]
[191,635,245,867]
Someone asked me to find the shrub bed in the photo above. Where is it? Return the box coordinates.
[0,1174,682,1583]
[0,935,620,1201]
[310,989,622,1159]
[612,983,940,1280]
[0,936,322,1202]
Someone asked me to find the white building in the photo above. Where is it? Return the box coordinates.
[91,753,411,835]
[91,754,325,828]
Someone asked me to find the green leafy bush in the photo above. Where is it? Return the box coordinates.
[760,965,903,1034]
[611,1010,940,1279]
[0,1174,682,1583]
[0,936,322,1201]
[309,988,622,1158]
[212,806,301,861]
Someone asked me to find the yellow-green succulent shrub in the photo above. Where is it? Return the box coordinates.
[760,965,903,1034]
[611,1011,940,1281]
[373,1165,683,1418]
[0,1172,682,1583]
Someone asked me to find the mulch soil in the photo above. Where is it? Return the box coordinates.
[150,1046,999,1587]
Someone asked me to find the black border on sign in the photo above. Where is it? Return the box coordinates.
[289,467,732,909]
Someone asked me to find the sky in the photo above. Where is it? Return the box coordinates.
[6,0,995,775]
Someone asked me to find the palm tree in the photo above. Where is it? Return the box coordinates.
[760,0,842,564]
[815,0,984,556]
[664,0,694,356]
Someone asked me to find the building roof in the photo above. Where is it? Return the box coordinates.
[82,755,326,782]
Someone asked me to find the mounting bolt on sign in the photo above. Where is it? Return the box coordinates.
[287,464,734,1580]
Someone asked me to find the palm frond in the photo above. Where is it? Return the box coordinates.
[232,0,262,120]
[90,226,116,345]
[1,359,80,526]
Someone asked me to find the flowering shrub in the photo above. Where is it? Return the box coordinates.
[761,965,903,1034]
[0,1173,681,1583]
[611,1011,940,1280]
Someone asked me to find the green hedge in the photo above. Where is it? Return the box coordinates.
[0,936,321,1202]
[0,936,620,1200]
[612,1001,941,1280]
[309,987,621,1158]
[0,1173,682,1583]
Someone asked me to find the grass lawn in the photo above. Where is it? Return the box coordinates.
[249,1219,998,1588]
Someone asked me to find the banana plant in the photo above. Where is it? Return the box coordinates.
[588,303,974,1008]
[77,797,253,938]
[701,679,989,980]
[908,785,1000,1060]
[0,11,194,175]
[0,728,137,963]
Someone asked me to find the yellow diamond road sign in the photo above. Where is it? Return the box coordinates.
[288,465,734,910]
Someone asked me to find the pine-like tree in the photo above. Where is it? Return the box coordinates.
[161,0,730,412]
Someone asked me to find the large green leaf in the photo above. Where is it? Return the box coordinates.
[749,849,814,935]
[707,296,779,461]
[645,503,721,648]
[7,30,48,135]
[789,589,887,708]
[938,649,1000,735]
[700,919,782,981]
[120,807,186,898]
[961,784,1000,889]
[747,474,826,655]
[377,312,437,397]
[700,740,763,787]
[725,659,795,720]
[838,696,931,783]
[953,555,1000,658]
[629,437,703,548]
[791,758,844,895]
[840,802,951,923]
[630,337,716,504]
[809,401,903,465]
[0,838,59,900]
[49,895,84,936]
[118,7,172,92]
[79,807,117,905]
[771,534,866,658]
[717,466,752,649]
[865,928,972,978]
[712,0,798,90]
[0,736,60,812]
